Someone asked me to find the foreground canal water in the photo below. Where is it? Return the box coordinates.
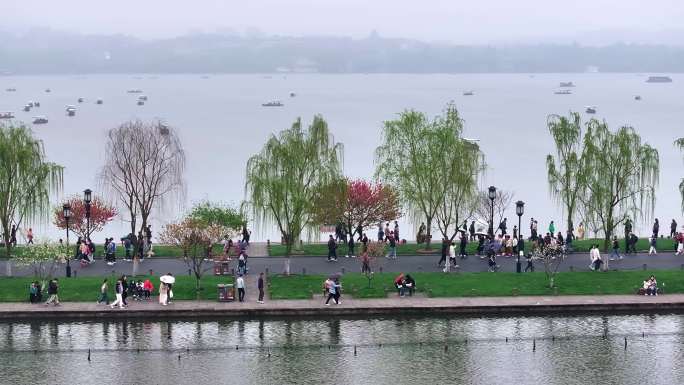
[1,314,682,384]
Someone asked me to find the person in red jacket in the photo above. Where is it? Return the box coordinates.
[143,279,154,300]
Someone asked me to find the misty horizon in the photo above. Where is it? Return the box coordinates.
[3,0,684,46]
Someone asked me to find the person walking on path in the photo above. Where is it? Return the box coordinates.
[26,228,34,244]
[346,236,355,258]
[394,221,400,241]
[327,235,337,262]
[438,238,448,267]
[97,279,109,305]
[676,233,684,255]
[386,234,397,260]
[10,225,17,246]
[624,219,633,253]
[498,218,507,236]
[577,222,585,240]
[609,236,622,261]
[110,280,125,309]
[459,233,468,259]
[236,274,246,302]
[649,236,658,255]
[671,220,678,238]
[257,273,265,304]
[469,221,476,241]
[361,251,371,274]
[590,245,602,271]
[324,278,339,305]
[653,218,660,239]
[158,282,168,305]
[44,278,60,306]
[548,221,556,236]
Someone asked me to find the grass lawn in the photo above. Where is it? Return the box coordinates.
[0,275,233,302]
[268,237,681,257]
[268,269,684,299]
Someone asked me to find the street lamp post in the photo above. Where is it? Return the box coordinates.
[84,189,92,240]
[515,200,525,273]
[63,204,71,278]
[488,186,496,237]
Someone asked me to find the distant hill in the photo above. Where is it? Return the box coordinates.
[2,29,684,74]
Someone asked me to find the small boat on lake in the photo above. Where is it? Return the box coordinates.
[127,89,143,94]
[27,101,34,108]
[6,88,17,92]
[32,116,48,124]
[646,76,672,83]
[635,95,642,101]
[463,91,474,96]
[23,104,31,112]
[137,100,145,106]
[290,92,296,97]
[262,101,283,107]
[33,102,40,107]
[96,99,103,105]
[66,106,76,116]
[138,95,148,101]
[0,112,14,119]
[77,97,84,103]
[554,90,572,95]
[560,82,575,87]
[45,88,51,93]
[585,106,597,114]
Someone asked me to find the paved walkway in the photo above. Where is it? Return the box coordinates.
[2,251,683,277]
[0,293,680,320]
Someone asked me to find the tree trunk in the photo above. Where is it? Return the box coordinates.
[425,217,433,250]
[195,275,201,300]
[284,257,291,276]
[132,256,139,276]
[4,243,12,277]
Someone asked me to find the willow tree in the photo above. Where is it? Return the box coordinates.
[376,103,475,249]
[676,138,684,212]
[546,112,587,234]
[580,120,659,253]
[433,108,485,241]
[99,120,186,236]
[0,124,63,276]
[245,115,343,273]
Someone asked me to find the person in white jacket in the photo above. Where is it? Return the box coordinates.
[444,241,458,272]
[590,245,602,271]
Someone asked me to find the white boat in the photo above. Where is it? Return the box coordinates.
[0,112,14,119]
[32,116,48,124]
[262,101,284,107]
[585,106,597,114]
[463,91,474,96]
[66,105,76,116]
[23,104,31,112]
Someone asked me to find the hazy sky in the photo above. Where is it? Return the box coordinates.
[3,0,684,43]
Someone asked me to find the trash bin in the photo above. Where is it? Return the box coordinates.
[217,284,235,302]
[214,261,231,276]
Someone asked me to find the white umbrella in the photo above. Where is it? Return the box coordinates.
[160,275,175,284]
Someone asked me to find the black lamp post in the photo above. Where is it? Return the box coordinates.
[84,189,92,239]
[515,200,525,273]
[63,204,71,277]
[488,186,496,237]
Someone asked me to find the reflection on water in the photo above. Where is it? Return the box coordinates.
[1,314,683,384]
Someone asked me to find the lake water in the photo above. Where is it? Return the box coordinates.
[1,314,683,384]
[0,74,682,242]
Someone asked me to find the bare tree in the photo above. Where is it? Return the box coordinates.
[100,120,186,236]
[474,189,513,232]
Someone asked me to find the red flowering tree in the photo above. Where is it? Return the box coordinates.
[53,195,118,239]
[313,178,401,240]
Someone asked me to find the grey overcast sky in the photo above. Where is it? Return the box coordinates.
[2,0,684,43]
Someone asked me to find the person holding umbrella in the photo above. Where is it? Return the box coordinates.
[160,273,175,305]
